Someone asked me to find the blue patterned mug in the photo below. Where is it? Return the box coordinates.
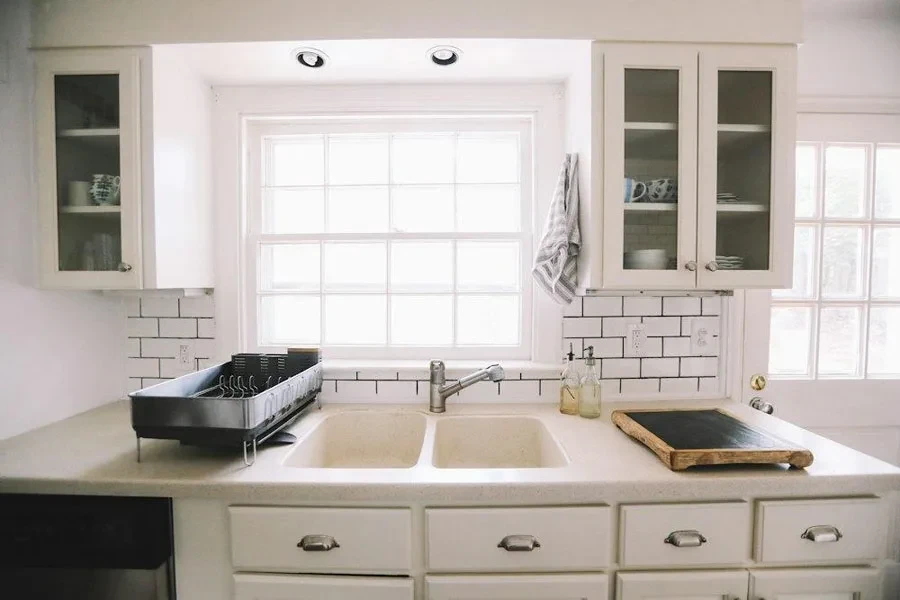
[90,174,121,206]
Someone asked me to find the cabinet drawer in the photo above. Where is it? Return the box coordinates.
[229,506,412,574]
[755,498,886,564]
[426,506,610,572]
[234,574,414,600]
[619,502,751,567]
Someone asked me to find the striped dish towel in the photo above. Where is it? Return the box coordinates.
[532,153,580,304]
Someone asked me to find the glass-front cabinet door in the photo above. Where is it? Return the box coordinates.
[697,46,797,289]
[602,45,698,289]
[36,50,141,289]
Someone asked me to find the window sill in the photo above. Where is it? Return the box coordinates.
[322,359,560,381]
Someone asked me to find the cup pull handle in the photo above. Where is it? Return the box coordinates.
[664,529,707,547]
[497,534,541,552]
[801,525,842,543]
[297,534,340,551]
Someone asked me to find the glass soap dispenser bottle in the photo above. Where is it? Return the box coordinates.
[579,345,602,419]
[559,342,580,415]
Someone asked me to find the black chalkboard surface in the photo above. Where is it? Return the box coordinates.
[612,408,814,471]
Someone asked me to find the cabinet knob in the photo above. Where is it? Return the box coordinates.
[497,534,541,552]
[801,525,842,543]
[705,261,719,272]
[749,397,774,415]
[684,261,697,272]
[664,529,707,547]
[297,534,340,551]
[117,262,133,272]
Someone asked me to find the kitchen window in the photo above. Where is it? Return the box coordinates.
[769,141,900,379]
[244,118,533,359]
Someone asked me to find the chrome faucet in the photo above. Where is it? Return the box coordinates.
[428,360,505,413]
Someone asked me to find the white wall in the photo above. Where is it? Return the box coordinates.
[0,0,127,440]
[799,0,900,98]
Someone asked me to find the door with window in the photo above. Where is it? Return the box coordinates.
[741,111,900,466]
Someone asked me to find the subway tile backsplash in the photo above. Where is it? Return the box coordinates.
[125,293,722,400]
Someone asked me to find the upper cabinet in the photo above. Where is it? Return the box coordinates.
[35,48,214,290]
[577,43,797,291]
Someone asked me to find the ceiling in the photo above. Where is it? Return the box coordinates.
[165,39,590,86]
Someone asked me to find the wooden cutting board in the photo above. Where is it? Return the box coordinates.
[611,408,813,471]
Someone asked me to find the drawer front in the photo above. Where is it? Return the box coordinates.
[426,506,611,572]
[756,498,886,564]
[234,574,414,600]
[619,502,751,567]
[229,506,412,574]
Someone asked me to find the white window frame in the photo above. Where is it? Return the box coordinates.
[244,117,534,359]
[211,84,565,365]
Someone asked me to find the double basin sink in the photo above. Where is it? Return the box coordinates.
[283,410,569,469]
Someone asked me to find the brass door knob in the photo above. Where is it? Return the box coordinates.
[750,374,767,391]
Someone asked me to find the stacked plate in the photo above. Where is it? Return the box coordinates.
[717,192,741,204]
[716,255,745,270]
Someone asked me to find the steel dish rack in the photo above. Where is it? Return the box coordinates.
[129,353,322,466]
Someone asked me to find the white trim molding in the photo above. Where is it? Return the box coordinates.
[797,96,900,115]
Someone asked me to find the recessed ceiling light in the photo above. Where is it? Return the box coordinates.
[293,47,328,68]
[428,45,461,66]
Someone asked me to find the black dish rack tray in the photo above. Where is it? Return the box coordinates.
[129,353,322,466]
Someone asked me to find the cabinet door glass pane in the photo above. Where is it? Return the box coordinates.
[54,74,124,272]
[715,70,772,271]
[622,69,679,271]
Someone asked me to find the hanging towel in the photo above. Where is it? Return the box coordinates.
[533,153,580,304]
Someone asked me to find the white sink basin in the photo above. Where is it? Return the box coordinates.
[432,416,568,468]
[284,411,427,468]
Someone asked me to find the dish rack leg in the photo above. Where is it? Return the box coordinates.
[242,438,257,467]
[136,436,141,463]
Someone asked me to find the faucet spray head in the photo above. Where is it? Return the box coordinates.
[486,364,505,382]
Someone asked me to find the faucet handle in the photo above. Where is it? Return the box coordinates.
[429,360,446,383]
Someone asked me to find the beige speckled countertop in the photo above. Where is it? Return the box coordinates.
[1,399,898,504]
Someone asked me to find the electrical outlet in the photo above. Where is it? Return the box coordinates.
[626,323,647,357]
[177,343,195,372]
[690,319,719,355]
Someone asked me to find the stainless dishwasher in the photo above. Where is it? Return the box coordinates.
[0,494,175,599]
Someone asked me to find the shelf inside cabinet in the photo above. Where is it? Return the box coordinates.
[625,122,678,161]
[59,205,121,216]
[717,124,770,151]
[57,128,120,150]
[624,203,678,212]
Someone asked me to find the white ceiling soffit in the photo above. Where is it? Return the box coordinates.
[163,39,591,85]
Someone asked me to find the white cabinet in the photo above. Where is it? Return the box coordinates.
[616,570,749,600]
[578,43,797,291]
[35,47,214,290]
[233,574,414,600]
[749,568,880,599]
[426,574,608,600]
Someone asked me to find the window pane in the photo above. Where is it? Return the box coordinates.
[328,134,388,185]
[821,226,866,299]
[327,186,389,233]
[457,132,519,183]
[769,306,813,376]
[390,241,452,292]
[457,241,520,292]
[260,296,320,345]
[391,295,453,345]
[824,145,867,218]
[260,244,320,291]
[868,306,900,376]
[391,133,454,184]
[818,306,862,376]
[457,295,519,345]
[263,188,324,234]
[773,225,817,299]
[456,184,521,232]
[795,144,818,218]
[323,242,386,292]
[875,145,900,218]
[324,295,386,345]
[269,137,324,186]
[391,185,453,232]
[872,228,900,299]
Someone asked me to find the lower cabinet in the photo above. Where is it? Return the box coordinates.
[749,567,880,599]
[616,570,749,600]
[426,574,609,600]
[233,574,414,600]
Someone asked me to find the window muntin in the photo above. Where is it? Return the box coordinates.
[246,119,533,358]
[770,142,900,379]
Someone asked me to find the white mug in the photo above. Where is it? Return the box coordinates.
[67,181,91,206]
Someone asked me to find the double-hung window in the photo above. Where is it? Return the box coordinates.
[245,117,533,359]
